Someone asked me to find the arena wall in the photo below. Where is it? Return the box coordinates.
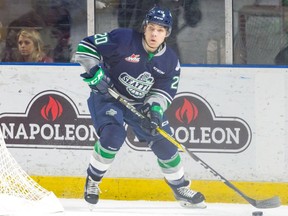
[0,64,287,204]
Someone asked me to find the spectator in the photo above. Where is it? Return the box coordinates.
[1,0,71,62]
[15,28,53,63]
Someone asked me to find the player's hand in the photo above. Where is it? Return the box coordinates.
[80,65,112,96]
[140,102,163,136]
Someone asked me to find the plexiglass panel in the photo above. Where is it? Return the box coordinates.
[0,0,87,63]
[95,0,225,64]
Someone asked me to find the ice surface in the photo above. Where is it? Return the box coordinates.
[2,199,287,216]
[60,199,288,216]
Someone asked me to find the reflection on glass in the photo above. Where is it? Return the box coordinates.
[96,0,225,65]
[233,0,288,65]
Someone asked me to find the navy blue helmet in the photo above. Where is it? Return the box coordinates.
[143,6,173,37]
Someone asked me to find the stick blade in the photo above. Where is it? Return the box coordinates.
[251,196,281,209]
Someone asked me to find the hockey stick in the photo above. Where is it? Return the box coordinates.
[107,88,281,209]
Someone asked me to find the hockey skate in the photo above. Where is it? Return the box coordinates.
[167,179,206,209]
[84,175,101,205]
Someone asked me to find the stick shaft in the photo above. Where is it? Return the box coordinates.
[107,88,280,208]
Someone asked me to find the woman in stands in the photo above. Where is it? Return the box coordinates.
[16,28,53,63]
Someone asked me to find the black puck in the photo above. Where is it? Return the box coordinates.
[252,211,263,216]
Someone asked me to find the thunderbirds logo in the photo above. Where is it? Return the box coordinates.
[119,72,154,98]
[126,92,252,153]
[0,91,97,149]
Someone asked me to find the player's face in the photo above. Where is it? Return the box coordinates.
[18,35,35,56]
[144,23,167,52]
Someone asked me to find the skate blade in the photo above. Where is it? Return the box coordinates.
[179,200,207,209]
[87,203,97,211]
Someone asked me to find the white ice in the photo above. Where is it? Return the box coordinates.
[2,199,287,216]
[59,199,287,216]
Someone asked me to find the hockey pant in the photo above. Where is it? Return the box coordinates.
[86,92,185,184]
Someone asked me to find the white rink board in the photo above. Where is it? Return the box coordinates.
[0,64,287,182]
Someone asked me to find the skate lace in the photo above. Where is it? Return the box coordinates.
[87,178,101,195]
[176,187,196,198]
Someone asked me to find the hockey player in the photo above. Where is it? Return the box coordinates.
[74,6,206,208]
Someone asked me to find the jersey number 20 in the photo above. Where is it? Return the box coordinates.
[94,33,108,45]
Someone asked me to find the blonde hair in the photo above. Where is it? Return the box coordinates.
[17,28,46,62]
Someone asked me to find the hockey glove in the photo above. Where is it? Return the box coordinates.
[81,65,112,96]
[140,102,163,136]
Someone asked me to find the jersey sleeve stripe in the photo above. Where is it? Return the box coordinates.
[81,39,97,50]
[76,44,101,60]
[75,52,100,60]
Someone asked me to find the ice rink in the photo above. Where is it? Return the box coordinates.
[59,199,287,216]
[1,198,288,216]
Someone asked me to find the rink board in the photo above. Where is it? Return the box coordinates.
[0,64,287,204]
